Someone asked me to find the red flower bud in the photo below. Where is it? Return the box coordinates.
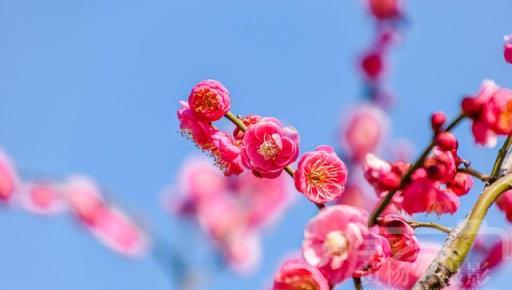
[435,132,458,151]
[430,111,446,132]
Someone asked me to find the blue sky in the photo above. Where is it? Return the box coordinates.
[0,1,512,289]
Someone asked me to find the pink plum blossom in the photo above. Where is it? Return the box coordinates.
[188,79,231,121]
[0,149,19,202]
[209,131,244,176]
[353,232,391,277]
[504,35,512,64]
[447,172,473,197]
[367,0,402,20]
[64,175,106,225]
[241,117,299,178]
[340,105,388,162]
[302,205,368,284]
[272,259,330,290]
[496,189,512,222]
[377,214,419,262]
[294,145,348,204]
[18,181,67,215]
[177,100,217,149]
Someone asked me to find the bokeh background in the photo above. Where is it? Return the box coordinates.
[1,0,512,289]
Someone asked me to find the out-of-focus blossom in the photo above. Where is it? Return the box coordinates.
[0,149,19,202]
[64,176,148,257]
[353,232,391,277]
[209,131,244,176]
[294,145,348,204]
[401,170,460,215]
[462,80,511,147]
[341,105,389,162]
[431,111,447,133]
[360,51,385,81]
[19,181,67,215]
[504,35,512,64]
[373,243,457,289]
[336,182,377,212]
[423,149,456,183]
[241,117,299,178]
[435,132,458,152]
[367,0,402,20]
[178,101,217,149]
[302,205,368,284]
[233,114,262,141]
[377,214,419,262]
[272,258,330,290]
[188,79,231,121]
[496,189,512,222]
[447,172,473,197]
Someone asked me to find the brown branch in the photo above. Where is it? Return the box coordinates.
[407,220,452,234]
[457,167,490,182]
[353,277,363,290]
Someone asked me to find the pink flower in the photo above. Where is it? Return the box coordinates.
[188,79,231,121]
[341,104,388,162]
[177,100,217,149]
[209,131,244,176]
[360,51,385,81]
[481,87,512,135]
[233,114,262,141]
[401,170,460,215]
[435,132,458,151]
[19,182,67,215]
[374,243,458,289]
[431,111,447,132]
[505,35,512,64]
[353,232,391,277]
[241,117,299,178]
[302,205,368,284]
[447,172,473,196]
[363,154,408,193]
[0,149,19,202]
[294,145,348,204]
[64,175,106,225]
[496,189,512,222]
[272,259,330,290]
[423,149,456,183]
[377,214,420,262]
[367,0,402,20]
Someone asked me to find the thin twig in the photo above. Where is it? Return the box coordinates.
[353,277,363,290]
[457,167,490,182]
[489,136,512,182]
[224,111,324,209]
[368,113,467,226]
[407,220,452,234]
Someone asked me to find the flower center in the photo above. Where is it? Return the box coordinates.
[257,135,280,160]
[193,89,219,113]
[306,160,340,191]
[283,275,318,290]
[498,100,512,131]
[323,230,349,257]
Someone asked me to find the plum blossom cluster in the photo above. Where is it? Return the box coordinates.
[363,112,474,215]
[0,148,148,257]
[272,205,421,289]
[178,80,349,205]
[463,80,512,147]
[166,158,292,273]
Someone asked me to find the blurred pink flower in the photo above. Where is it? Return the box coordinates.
[377,214,419,262]
[19,181,67,215]
[447,172,473,197]
[177,100,217,149]
[188,79,231,121]
[0,149,19,202]
[241,117,299,178]
[336,182,377,212]
[302,205,368,284]
[481,87,512,135]
[504,35,512,64]
[401,170,460,215]
[360,51,385,81]
[373,242,458,289]
[367,0,402,20]
[272,259,329,290]
[64,175,106,225]
[294,145,348,204]
[353,232,391,277]
[340,105,388,162]
[496,189,512,222]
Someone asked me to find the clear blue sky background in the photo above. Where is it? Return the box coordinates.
[0,1,512,289]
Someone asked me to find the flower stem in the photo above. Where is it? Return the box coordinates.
[367,113,466,227]
[457,167,490,182]
[489,136,512,182]
[407,220,451,234]
[224,111,324,210]
[353,277,363,290]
